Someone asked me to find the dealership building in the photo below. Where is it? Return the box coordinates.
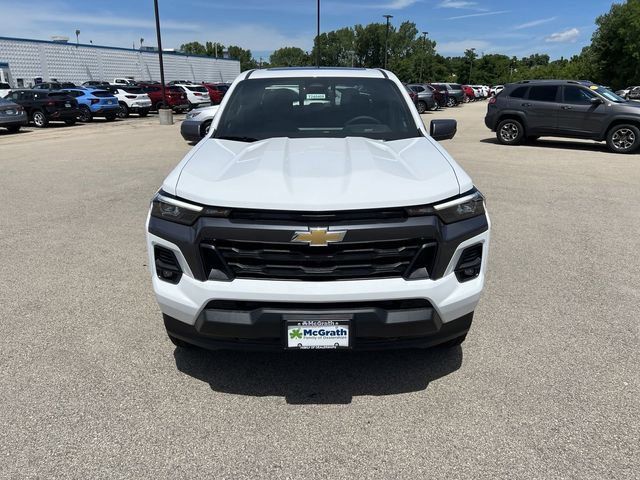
[0,36,241,88]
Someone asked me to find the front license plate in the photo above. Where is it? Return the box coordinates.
[5,109,14,115]
[286,319,350,349]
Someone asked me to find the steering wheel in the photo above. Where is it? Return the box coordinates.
[345,115,382,126]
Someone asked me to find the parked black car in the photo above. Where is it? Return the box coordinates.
[5,89,80,127]
[485,80,640,153]
[0,97,28,133]
[406,84,438,113]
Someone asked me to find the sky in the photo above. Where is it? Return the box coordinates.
[0,0,617,61]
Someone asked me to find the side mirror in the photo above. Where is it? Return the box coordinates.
[591,97,604,105]
[430,119,457,141]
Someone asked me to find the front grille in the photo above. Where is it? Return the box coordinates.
[229,207,407,224]
[201,239,437,281]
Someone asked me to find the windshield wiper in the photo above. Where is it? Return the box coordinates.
[216,135,259,142]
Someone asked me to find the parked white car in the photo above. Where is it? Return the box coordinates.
[174,84,212,110]
[112,77,137,86]
[490,85,504,96]
[180,105,220,141]
[105,85,152,118]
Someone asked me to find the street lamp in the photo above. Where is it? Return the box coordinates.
[419,31,429,83]
[75,29,80,47]
[383,14,393,69]
[153,0,172,124]
[140,38,144,50]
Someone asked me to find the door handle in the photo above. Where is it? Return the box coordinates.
[561,106,573,110]
[521,103,532,107]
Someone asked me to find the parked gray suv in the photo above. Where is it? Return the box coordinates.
[407,84,437,113]
[485,80,640,154]
[432,83,465,107]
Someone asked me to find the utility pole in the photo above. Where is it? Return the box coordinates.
[140,38,144,50]
[383,15,393,69]
[419,31,428,83]
[75,29,80,47]
[316,0,320,67]
[468,47,476,84]
[153,0,172,124]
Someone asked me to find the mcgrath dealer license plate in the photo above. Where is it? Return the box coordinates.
[286,318,350,349]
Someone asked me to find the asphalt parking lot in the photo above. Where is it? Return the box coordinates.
[1,103,638,479]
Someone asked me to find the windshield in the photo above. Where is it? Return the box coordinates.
[592,85,626,103]
[214,77,419,142]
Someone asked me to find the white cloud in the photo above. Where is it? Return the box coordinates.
[448,10,510,20]
[545,28,580,43]
[438,0,479,8]
[513,17,557,30]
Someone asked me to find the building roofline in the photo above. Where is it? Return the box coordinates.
[0,36,240,63]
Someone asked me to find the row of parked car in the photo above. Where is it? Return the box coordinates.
[0,79,230,133]
[403,82,501,114]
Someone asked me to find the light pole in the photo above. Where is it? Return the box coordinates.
[75,29,80,47]
[315,0,320,67]
[383,14,393,69]
[140,38,144,50]
[419,31,428,83]
[153,0,172,124]
[468,47,476,84]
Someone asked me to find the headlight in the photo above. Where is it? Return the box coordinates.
[150,191,229,225]
[406,189,485,224]
[185,111,200,120]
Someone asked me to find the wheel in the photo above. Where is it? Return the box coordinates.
[78,105,93,122]
[416,101,427,114]
[117,103,129,118]
[6,125,20,133]
[606,124,640,154]
[446,97,457,107]
[430,103,439,111]
[200,119,212,137]
[105,113,116,122]
[463,95,470,103]
[138,109,149,117]
[32,110,48,128]
[496,118,525,145]
[64,119,76,126]
[168,333,193,348]
[440,334,467,348]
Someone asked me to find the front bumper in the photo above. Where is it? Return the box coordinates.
[147,209,490,349]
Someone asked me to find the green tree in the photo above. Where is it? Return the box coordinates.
[589,0,640,89]
[269,47,310,67]
[227,45,258,71]
[180,41,207,55]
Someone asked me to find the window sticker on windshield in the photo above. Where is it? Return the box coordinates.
[306,93,326,100]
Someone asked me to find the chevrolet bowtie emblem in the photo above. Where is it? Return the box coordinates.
[292,227,347,247]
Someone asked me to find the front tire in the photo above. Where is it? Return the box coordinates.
[606,124,640,154]
[105,113,116,122]
[416,101,427,114]
[138,108,149,117]
[32,110,48,128]
[446,97,457,108]
[496,118,525,145]
[200,119,212,138]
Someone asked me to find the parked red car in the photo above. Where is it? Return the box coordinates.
[202,83,230,105]
[138,83,189,112]
[462,85,476,102]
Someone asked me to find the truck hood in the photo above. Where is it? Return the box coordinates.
[172,136,461,211]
